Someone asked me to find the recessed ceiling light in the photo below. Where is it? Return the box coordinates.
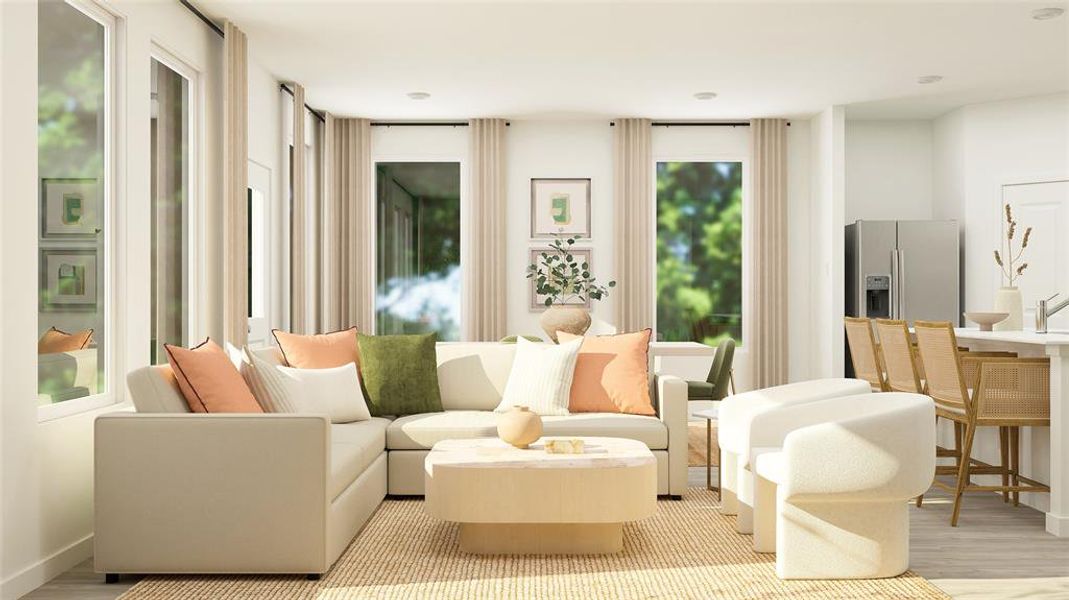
[1032,7,1065,20]
[917,75,943,84]
[407,91,431,100]
[693,92,718,100]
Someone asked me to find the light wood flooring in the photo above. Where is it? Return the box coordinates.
[22,467,1069,600]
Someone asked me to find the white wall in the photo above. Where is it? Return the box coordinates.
[931,92,1069,511]
[0,0,240,596]
[808,106,847,378]
[844,120,933,224]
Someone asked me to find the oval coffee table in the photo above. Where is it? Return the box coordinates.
[424,437,657,555]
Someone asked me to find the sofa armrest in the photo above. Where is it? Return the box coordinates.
[94,413,331,574]
[655,374,688,496]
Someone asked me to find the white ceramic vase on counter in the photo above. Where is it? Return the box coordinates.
[993,287,1023,331]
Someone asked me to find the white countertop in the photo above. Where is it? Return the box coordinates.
[953,328,1069,346]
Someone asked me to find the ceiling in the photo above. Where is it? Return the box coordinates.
[199,1,1069,120]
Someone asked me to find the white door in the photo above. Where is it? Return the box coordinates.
[1004,179,1069,331]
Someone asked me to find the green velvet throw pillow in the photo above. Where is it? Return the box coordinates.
[357,332,443,416]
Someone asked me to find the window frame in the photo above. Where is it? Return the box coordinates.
[148,43,205,358]
[38,0,123,422]
[371,157,467,340]
[650,154,751,349]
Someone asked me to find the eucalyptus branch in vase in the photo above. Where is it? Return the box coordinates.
[525,236,615,307]
[993,203,1032,288]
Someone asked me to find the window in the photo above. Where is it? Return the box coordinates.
[247,161,272,346]
[149,58,190,363]
[375,162,461,340]
[37,0,114,406]
[656,161,743,344]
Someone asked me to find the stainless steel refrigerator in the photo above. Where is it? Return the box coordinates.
[845,220,960,324]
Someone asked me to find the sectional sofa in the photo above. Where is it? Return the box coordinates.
[94,342,688,578]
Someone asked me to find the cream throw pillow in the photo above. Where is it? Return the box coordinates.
[495,336,582,416]
[277,363,372,423]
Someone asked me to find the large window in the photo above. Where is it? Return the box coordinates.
[375,162,461,340]
[656,161,743,344]
[149,57,190,363]
[37,0,113,406]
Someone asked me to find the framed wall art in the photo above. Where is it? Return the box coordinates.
[41,178,100,240]
[40,248,98,312]
[530,178,591,239]
[528,246,593,311]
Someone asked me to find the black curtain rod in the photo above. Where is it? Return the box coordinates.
[370,121,511,127]
[280,84,326,123]
[179,0,223,37]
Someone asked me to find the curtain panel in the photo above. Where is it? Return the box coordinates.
[750,118,790,387]
[290,83,308,333]
[466,119,508,341]
[323,117,374,333]
[223,21,248,347]
[612,118,653,333]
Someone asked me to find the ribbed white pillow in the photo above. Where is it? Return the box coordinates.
[495,336,583,416]
[245,349,303,413]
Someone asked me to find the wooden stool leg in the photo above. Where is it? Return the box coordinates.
[999,426,1010,503]
[953,422,963,468]
[1010,427,1021,507]
[950,422,977,527]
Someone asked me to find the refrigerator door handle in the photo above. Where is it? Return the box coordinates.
[890,250,900,319]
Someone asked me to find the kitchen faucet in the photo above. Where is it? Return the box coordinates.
[1036,293,1069,333]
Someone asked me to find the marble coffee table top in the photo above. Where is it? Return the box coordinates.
[425,437,655,471]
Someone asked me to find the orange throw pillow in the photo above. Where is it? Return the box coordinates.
[272,327,359,369]
[38,326,94,354]
[558,329,655,416]
[164,339,263,413]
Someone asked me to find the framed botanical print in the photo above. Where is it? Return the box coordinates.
[528,247,593,311]
[41,178,100,240]
[40,249,98,312]
[530,178,591,239]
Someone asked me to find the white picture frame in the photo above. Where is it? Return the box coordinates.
[41,178,100,240]
[40,249,98,312]
[530,178,592,239]
[528,247,593,311]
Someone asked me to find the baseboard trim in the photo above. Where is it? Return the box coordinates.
[1046,512,1069,537]
[0,534,93,600]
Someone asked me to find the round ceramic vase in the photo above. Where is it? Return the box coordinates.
[540,306,592,342]
[993,287,1023,331]
[497,406,543,449]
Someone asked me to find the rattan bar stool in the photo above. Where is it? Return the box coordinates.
[844,317,889,392]
[913,320,1050,526]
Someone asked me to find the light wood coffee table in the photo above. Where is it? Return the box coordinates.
[424,437,657,555]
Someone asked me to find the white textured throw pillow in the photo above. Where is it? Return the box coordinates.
[495,336,583,416]
[277,363,372,423]
[245,349,303,413]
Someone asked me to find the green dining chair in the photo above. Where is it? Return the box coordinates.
[687,338,736,401]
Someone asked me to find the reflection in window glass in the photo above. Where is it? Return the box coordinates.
[375,163,461,340]
[37,0,108,403]
[656,161,743,345]
[150,59,189,364]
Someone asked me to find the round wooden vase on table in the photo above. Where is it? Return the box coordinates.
[497,406,543,449]
[540,306,591,342]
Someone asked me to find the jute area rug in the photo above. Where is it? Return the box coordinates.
[120,489,947,600]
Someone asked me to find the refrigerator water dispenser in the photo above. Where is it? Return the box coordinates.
[865,275,890,318]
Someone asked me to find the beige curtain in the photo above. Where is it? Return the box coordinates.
[750,118,790,387]
[323,117,374,333]
[223,21,248,347]
[612,118,653,333]
[466,119,508,341]
[290,83,307,333]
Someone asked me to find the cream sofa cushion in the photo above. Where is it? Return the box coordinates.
[126,366,190,414]
[435,343,515,411]
[329,418,389,500]
[386,410,668,450]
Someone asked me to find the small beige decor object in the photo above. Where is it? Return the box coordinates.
[992,203,1032,331]
[496,405,543,448]
[544,438,585,454]
[120,489,949,600]
[540,306,592,342]
[963,311,1009,332]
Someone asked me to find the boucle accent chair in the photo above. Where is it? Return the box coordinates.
[718,378,872,533]
[749,392,935,579]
